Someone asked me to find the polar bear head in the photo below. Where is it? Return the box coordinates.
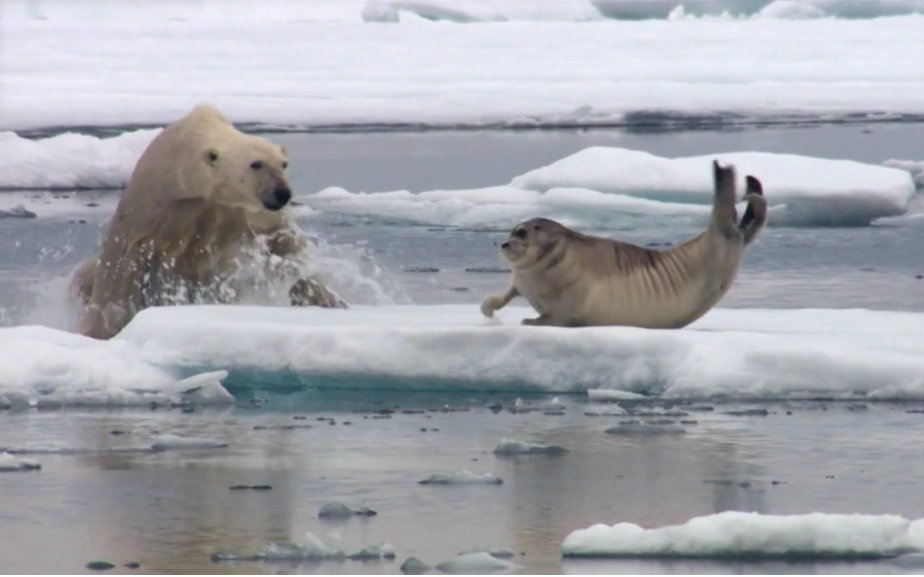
[203,136,292,213]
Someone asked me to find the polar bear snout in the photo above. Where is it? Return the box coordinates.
[261,185,292,211]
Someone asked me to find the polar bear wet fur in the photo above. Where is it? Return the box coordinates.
[73,103,345,340]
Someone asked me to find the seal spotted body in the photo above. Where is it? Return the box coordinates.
[480,160,768,328]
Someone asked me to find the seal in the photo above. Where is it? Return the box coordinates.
[480,160,767,328]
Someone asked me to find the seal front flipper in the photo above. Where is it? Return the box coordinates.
[739,175,768,246]
[480,284,519,318]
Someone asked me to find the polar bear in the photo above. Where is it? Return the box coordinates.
[73,103,346,340]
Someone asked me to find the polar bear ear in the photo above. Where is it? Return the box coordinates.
[279,145,288,156]
[203,148,220,166]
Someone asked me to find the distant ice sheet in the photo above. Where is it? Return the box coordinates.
[561,511,924,559]
[1,8,921,132]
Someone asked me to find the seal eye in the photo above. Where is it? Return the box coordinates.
[250,160,263,170]
[514,228,527,239]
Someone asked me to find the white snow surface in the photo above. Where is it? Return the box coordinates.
[561,511,924,558]
[1,4,922,132]
[2,304,921,404]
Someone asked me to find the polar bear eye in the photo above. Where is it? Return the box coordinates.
[250,160,264,170]
[281,161,288,170]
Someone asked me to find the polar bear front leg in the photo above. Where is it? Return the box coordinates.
[480,283,519,318]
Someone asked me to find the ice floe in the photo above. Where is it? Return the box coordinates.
[2,304,921,407]
[116,304,923,401]
[561,511,924,559]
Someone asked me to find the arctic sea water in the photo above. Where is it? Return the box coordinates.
[1,1,923,574]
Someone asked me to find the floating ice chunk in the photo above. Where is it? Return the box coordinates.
[0,452,41,472]
[317,501,378,519]
[511,147,918,226]
[117,305,924,401]
[348,543,396,560]
[400,556,431,574]
[561,511,924,558]
[170,371,235,406]
[459,546,516,559]
[435,551,520,574]
[492,438,567,456]
[150,434,229,452]
[0,204,36,218]
[605,422,687,435]
[418,470,503,485]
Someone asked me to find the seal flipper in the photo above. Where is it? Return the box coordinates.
[710,160,739,239]
[739,175,767,246]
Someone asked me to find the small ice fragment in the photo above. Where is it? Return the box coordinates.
[150,434,228,452]
[459,546,516,559]
[605,423,686,435]
[318,502,354,519]
[418,470,503,485]
[349,544,390,560]
[172,371,235,406]
[435,551,520,574]
[492,438,567,456]
[400,556,430,574]
[0,452,41,472]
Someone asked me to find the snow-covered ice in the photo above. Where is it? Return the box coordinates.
[116,304,923,400]
[0,324,235,409]
[561,511,924,559]
[1,4,921,132]
[510,147,918,226]
[0,129,157,190]
[1,304,921,405]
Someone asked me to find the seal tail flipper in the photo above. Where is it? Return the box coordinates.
[710,159,739,238]
[739,175,768,246]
